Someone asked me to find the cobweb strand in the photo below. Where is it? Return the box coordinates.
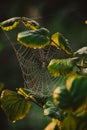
[2,29,67,97]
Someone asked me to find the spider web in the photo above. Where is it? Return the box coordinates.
[2,26,67,97]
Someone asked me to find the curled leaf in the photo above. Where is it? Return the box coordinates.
[18,88,47,107]
[51,32,72,55]
[0,17,20,31]
[21,17,40,30]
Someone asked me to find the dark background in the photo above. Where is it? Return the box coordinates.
[0,0,87,129]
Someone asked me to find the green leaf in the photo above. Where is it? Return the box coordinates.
[0,17,20,31]
[17,28,50,49]
[55,75,87,112]
[48,58,75,77]
[53,86,72,110]
[51,32,72,55]
[43,101,64,120]
[1,90,31,122]
[66,75,87,109]
[43,101,57,117]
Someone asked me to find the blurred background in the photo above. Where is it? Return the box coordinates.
[0,0,87,129]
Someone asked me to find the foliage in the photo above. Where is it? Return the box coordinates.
[0,17,87,130]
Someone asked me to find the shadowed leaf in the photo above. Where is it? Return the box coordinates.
[1,90,31,122]
[66,75,87,109]
[0,83,4,92]
[62,115,77,130]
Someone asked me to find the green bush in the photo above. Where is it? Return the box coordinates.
[0,17,87,130]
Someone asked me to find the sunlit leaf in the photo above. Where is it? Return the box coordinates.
[51,32,72,55]
[62,115,77,130]
[1,90,31,122]
[48,58,76,77]
[0,17,20,31]
[17,28,50,49]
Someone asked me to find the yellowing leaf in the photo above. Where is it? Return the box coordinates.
[0,17,20,31]
[21,17,40,30]
[66,73,78,91]
[48,58,74,77]
[1,90,31,122]
[53,87,63,106]
[44,118,59,130]
[17,88,30,99]
[53,86,72,110]
[66,75,87,110]
[51,32,72,55]
[18,88,47,107]
[17,28,50,49]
